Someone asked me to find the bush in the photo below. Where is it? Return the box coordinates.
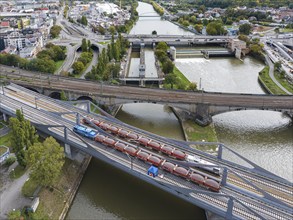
[5,156,16,167]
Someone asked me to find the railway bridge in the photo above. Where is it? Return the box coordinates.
[1,68,292,125]
[0,83,292,220]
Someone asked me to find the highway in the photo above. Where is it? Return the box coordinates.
[0,83,292,220]
[1,66,293,113]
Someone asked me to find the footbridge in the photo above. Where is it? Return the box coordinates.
[1,67,292,124]
[0,83,292,220]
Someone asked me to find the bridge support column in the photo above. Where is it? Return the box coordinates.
[76,113,80,125]
[2,113,8,122]
[221,168,228,186]
[86,102,91,113]
[64,143,72,159]
[226,197,234,219]
[217,144,223,160]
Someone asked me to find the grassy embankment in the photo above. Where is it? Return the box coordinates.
[258,66,288,94]
[274,72,293,94]
[170,67,218,142]
[22,158,84,219]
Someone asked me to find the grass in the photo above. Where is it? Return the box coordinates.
[90,103,101,114]
[9,165,26,179]
[258,66,287,95]
[98,41,109,45]
[164,66,191,89]
[183,119,218,142]
[55,60,65,73]
[0,146,8,155]
[280,28,293,33]
[32,158,83,219]
[274,72,293,94]
[0,133,11,147]
[22,178,39,197]
[0,123,3,129]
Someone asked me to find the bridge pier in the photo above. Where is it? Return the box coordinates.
[226,197,234,220]
[217,144,223,160]
[76,113,80,125]
[194,103,212,126]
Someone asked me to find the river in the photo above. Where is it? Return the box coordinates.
[67,2,292,219]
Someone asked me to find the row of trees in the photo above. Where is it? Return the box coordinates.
[151,1,164,16]
[85,34,127,81]
[37,43,66,62]
[9,110,65,186]
[77,16,88,26]
[72,39,93,75]
[238,35,265,61]
[206,21,227,35]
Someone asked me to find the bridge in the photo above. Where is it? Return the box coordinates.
[0,83,292,220]
[1,66,292,124]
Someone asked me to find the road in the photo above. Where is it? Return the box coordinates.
[0,84,292,220]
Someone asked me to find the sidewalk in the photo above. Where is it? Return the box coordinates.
[0,162,31,219]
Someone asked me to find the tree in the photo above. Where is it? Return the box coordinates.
[50,25,62,38]
[187,82,197,91]
[274,61,282,72]
[87,40,91,52]
[26,137,65,186]
[194,24,203,33]
[156,42,168,52]
[206,21,227,35]
[239,23,252,35]
[162,59,174,74]
[72,61,84,74]
[81,38,88,52]
[152,30,157,35]
[60,90,68,101]
[165,73,177,89]
[9,109,38,167]
[80,15,88,26]
[109,26,116,35]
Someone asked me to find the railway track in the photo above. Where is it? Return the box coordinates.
[3,84,293,208]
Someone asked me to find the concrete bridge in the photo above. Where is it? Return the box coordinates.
[1,68,292,125]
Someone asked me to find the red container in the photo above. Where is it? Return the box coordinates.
[95,134,105,142]
[190,173,205,185]
[115,142,126,152]
[174,167,189,178]
[147,156,162,167]
[137,151,149,161]
[103,138,116,147]
[161,145,173,156]
[127,133,139,140]
[148,141,161,151]
[162,162,175,173]
[172,149,186,160]
[138,137,150,146]
[108,126,119,134]
[93,120,101,126]
[100,122,110,130]
[204,179,220,192]
[118,129,128,137]
[124,146,137,156]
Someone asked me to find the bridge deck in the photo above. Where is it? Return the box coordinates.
[0,83,292,220]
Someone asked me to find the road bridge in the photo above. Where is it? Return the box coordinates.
[1,67,292,124]
[0,83,292,220]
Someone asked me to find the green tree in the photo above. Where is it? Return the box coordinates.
[26,137,65,186]
[72,61,84,74]
[274,61,282,72]
[162,59,174,74]
[87,40,91,52]
[80,15,88,26]
[156,42,168,52]
[165,73,177,89]
[81,38,88,52]
[239,23,252,35]
[206,21,227,35]
[152,30,157,35]
[109,26,116,35]
[9,109,38,167]
[50,25,62,38]
[187,82,197,91]
[60,90,68,101]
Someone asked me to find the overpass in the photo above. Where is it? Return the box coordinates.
[1,66,292,124]
[0,83,292,220]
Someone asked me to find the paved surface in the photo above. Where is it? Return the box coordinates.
[0,163,31,219]
[265,54,292,95]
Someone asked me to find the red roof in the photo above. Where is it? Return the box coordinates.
[0,21,10,27]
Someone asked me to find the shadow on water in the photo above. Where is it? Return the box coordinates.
[67,158,205,220]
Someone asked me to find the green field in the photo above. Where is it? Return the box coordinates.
[258,66,287,95]
[274,72,293,94]
[55,60,65,73]
[0,133,11,147]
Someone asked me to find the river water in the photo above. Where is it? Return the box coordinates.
[67,2,292,219]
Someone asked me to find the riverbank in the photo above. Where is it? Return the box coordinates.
[22,155,91,219]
